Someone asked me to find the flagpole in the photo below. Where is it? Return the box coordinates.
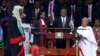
[76,40,79,56]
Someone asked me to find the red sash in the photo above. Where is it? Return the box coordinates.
[17,46,24,56]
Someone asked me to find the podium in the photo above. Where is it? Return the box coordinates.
[39,32,74,55]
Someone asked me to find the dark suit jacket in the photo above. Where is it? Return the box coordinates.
[83,4,96,24]
[95,4,100,19]
[68,4,84,28]
[23,4,32,23]
[53,16,72,48]
[0,6,12,18]
[31,19,40,34]
[31,19,40,44]
[54,16,71,33]
[74,5,84,28]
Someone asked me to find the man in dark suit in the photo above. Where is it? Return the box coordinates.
[83,0,96,27]
[54,8,71,33]
[68,0,76,18]
[67,0,85,28]
[74,0,84,28]
[18,0,32,23]
[32,1,44,18]
[54,8,71,48]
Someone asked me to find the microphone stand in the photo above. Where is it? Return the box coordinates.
[75,32,86,56]
[75,32,79,56]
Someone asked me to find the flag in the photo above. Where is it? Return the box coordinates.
[48,0,55,21]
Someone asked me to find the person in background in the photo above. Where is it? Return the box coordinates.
[69,0,76,19]
[0,0,12,47]
[2,16,10,46]
[32,1,44,19]
[74,0,84,28]
[8,5,25,56]
[3,17,11,56]
[22,23,33,56]
[31,12,40,45]
[95,0,100,19]
[54,8,71,33]
[93,19,100,56]
[30,10,41,56]
[77,17,97,56]
[53,8,71,48]
[93,19,100,41]
[38,11,49,47]
[83,0,96,27]
[0,0,12,18]
[18,0,32,23]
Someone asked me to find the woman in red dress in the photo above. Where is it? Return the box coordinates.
[38,11,48,47]
[93,19,100,56]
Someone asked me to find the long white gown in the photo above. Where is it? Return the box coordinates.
[77,26,98,56]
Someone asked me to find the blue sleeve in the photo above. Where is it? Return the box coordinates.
[0,26,3,41]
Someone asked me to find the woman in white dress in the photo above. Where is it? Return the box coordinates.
[77,17,98,56]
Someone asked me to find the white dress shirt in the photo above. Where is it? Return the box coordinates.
[61,16,66,27]
[88,4,92,22]
[71,5,75,19]
[35,8,40,17]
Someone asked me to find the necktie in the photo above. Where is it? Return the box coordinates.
[35,9,39,17]
[63,17,65,27]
